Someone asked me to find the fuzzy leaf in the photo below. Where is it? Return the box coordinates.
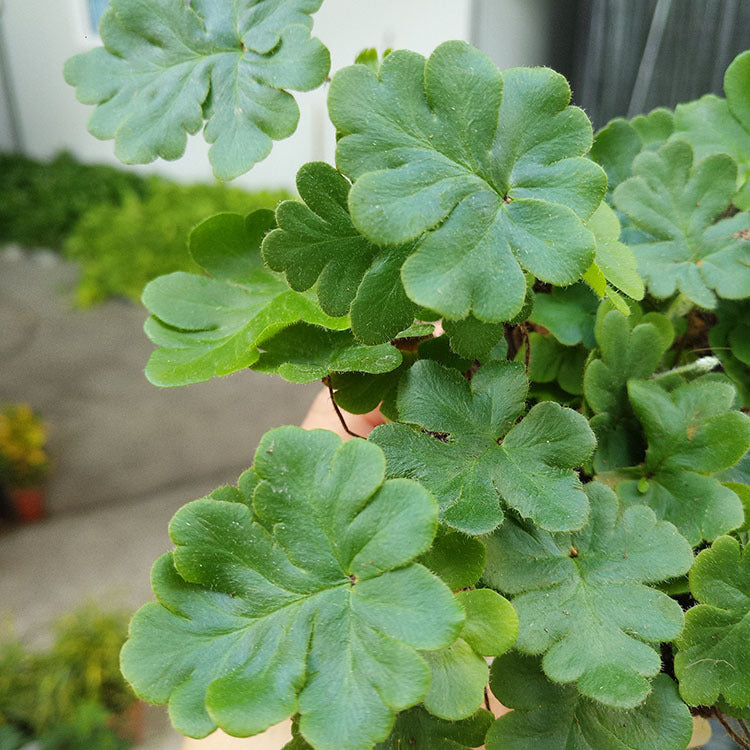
[121,427,464,749]
[585,202,645,301]
[584,306,673,472]
[262,162,418,344]
[486,653,692,750]
[675,536,750,707]
[443,316,506,361]
[328,41,605,322]
[252,323,402,383]
[613,140,750,308]
[418,527,486,590]
[370,360,595,535]
[141,211,347,387]
[64,0,329,179]
[483,483,693,707]
[617,377,750,545]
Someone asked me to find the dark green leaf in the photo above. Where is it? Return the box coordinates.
[483,483,693,707]
[121,428,464,748]
[486,653,692,749]
[616,377,750,545]
[371,360,595,534]
[418,527,486,590]
[64,0,330,179]
[328,42,605,322]
[443,316,505,362]
[141,211,347,387]
[375,707,494,749]
[710,300,750,408]
[675,536,750,707]
[614,140,750,309]
[252,323,402,383]
[529,283,598,348]
[524,333,587,396]
[262,162,418,343]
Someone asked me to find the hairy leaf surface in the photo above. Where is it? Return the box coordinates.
[142,211,347,387]
[262,162,418,343]
[613,140,750,308]
[64,0,330,179]
[675,536,750,707]
[328,41,606,322]
[617,377,750,545]
[121,428,464,749]
[370,360,595,535]
[485,653,692,749]
[483,483,693,707]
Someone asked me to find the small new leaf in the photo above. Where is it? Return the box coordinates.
[483,483,693,707]
[329,41,606,322]
[121,427,464,749]
[262,162,418,344]
[617,377,750,545]
[142,211,347,387]
[64,0,330,179]
[675,536,750,707]
[613,140,750,309]
[370,360,595,535]
[486,653,692,749]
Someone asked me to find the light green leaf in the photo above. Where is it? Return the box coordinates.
[64,0,330,179]
[142,211,347,387]
[370,360,595,535]
[675,536,750,707]
[614,139,750,308]
[418,527,486,590]
[328,42,605,322]
[121,427,464,749]
[585,202,645,301]
[486,653,692,749]
[483,482,693,707]
[252,323,402,383]
[616,377,750,545]
[584,305,673,472]
[262,162,418,344]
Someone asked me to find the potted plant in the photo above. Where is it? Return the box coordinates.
[0,404,50,522]
[0,604,141,749]
[63,4,750,748]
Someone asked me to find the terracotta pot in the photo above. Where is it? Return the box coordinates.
[9,486,45,522]
[108,700,146,744]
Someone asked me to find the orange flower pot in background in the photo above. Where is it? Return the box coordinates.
[9,485,45,522]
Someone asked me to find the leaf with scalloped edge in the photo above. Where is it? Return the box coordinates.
[485,653,692,750]
[262,162,418,344]
[483,482,693,708]
[584,304,674,472]
[710,300,750,408]
[328,41,605,323]
[64,0,329,179]
[673,51,750,210]
[370,360,595,535]
[285,706,494,750]
[421,589,518,720]
[141,211,348,387]
[616,377,750,545]
[251,322,402,382]
[121,427,464,749]
[614,139,750,309]
[675,536,750,707]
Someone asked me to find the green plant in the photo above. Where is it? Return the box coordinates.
[0,151,149,250]
[66,4,750,748]
[0,404,49,488]
[0,605,136,748]
[63,180,290,307]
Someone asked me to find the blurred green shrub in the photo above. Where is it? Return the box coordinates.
[0,151,149,250]
[63,179,290,307]
[0,604,135,749]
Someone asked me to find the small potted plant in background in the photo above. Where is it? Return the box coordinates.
[0,404,50,522]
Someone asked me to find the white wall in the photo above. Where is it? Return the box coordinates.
[0,0,473,190]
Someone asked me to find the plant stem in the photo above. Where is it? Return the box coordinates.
[713,707,750,749]
[324,377,364,439]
